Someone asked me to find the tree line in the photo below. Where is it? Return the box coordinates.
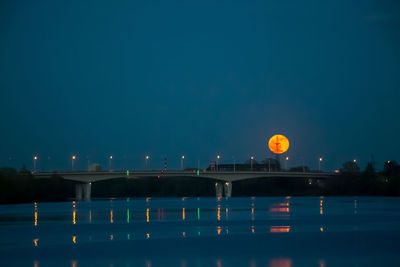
[0,160,399,204]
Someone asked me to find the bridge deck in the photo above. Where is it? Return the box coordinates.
[34,171,336,183]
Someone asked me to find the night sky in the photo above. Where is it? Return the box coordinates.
[1,0,399,171]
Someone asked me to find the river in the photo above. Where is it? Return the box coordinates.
[0,197,399,266]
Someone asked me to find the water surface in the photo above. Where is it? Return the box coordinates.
[0,197,399,266]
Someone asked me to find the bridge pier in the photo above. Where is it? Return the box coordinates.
[75,183,91,201]
[215,182,223,198]
[83,183,91,201]
[215,181,232,198]
[75,184,83,201]
[224,182,232,198]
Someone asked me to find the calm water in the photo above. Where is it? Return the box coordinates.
[0,197,400,266]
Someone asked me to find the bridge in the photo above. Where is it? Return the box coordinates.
[34,170,336,200]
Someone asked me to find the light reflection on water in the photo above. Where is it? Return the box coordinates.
[269,258,292,267]
[31,258,323,267]
[270,226,290,233]
[27,197,395,241]
[34,202,38,227]
[0,197,399,266]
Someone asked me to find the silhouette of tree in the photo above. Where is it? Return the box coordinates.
[383,160,400,177]
[19,164,29,174]
[364,162,375,176]
[340,161,360,173]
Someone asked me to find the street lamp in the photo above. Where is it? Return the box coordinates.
[250,156,254,171]
[318,157,323,171]
[145,155,149,169]
[181,155,185,170]
[285,156,289,170]
[109,155,113,171]
[268,159,271,172]
[33,156,38,173]
[216,155,220,172]
[72,155,76,171]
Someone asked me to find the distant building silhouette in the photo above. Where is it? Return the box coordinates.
[206,161,281,172]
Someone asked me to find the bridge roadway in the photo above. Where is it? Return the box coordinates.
[35,170,336,200]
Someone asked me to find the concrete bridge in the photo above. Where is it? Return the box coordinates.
[34,170,336,200]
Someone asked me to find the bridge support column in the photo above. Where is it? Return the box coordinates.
[75,183,91,201]
[224,182,232,198]
[83,183,91,201]
[75,184,83,201]
[215,182,223,198]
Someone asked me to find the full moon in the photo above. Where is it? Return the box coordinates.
[268,134,289,154]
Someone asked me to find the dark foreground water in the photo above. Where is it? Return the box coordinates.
[0,197,399,267]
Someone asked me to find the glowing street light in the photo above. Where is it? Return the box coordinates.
[181,155,185,170]
[318,157,323,171]
[250,156,254,171]
[109,155,113,171]
[216,155,220,172]
[33,156,38,173]
[353,159,357,163]
[72,155,76,171]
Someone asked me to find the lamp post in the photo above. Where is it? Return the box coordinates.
[268,159,271,173]
[250,156,254,171]
[33,156,38,173]
[285,156,289,170]
[72,155,76,171]
[216,155,220,172]
[145,155,149,170]
[109,155,113,171]
[318,157,323,171]
[181,155,185,170]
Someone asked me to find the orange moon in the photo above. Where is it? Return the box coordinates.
[268,135,289,154]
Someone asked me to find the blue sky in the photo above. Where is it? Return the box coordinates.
[0,0,399,171]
